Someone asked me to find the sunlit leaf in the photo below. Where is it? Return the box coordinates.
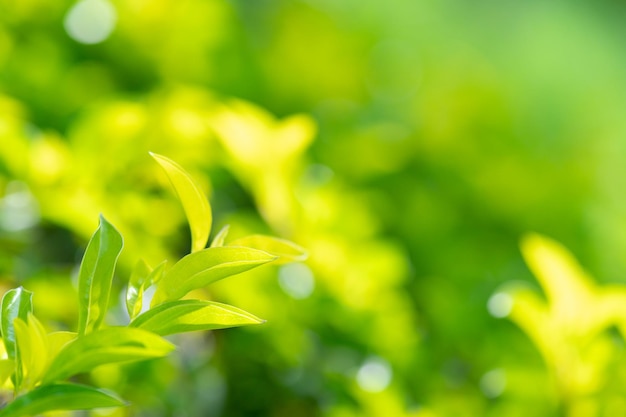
[130,300,264,336]
[151,152,212,253]
[590,287,626,339]
[126,259,150,321]
[14,314,49,391]
[148,261,167,285]
[503,284,552,355]
[43,327,173,384]
[0,359,14,387]
[77,215,124,335]
[228,235,307,264]
[151,246,277,306]
[1,288,33,361]
[521,233,594,319]
[210,101,315,165]
[126,260,167,320]
[210,224,230,248]
[0,383,126,417]
[47,331,76,360]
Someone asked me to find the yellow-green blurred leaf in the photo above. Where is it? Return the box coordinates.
[130,300,264,336]
[505,284,552,353]
[77,215,124,335]
[151,152,212,253]
[0,359,14,387]
[151,246,277,306]
[43,327,174,384]
[521,233,593,320]
[14,314,49,391]
[0,383,126,417]
[47,331,77,361]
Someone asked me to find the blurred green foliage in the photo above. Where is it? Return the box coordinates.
[3,0,626,416]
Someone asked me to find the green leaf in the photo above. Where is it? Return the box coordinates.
[77,215,124,335]
[151,152,212,253]
[14,314,48,391]
[151,246,277,306]
[130,300,264,336]
[210,224,230,248]
[0,383,126,417]
[43,327,173,384]
[1,288,33,360]
[228,235,308,264]
[126,260,167,320]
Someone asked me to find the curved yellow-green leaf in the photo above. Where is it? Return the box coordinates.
[43,327,174,384]
[210,224,230,248]
[0,383,126,417]
[499,284,552,360]
[130,300,264,336]
[126,260,167,320]
[14,314,48,391]
[1,288,33,361]
[47,331,76,360]
[151,152,212,253]
[0,359,14,387]
[228,235,308,264]
[126,260,150,320]
[148,261,167,285]
[77,215,124,335]
[521,233,593,315]
[151,246,277,306]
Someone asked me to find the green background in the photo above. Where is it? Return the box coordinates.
[3,0,626,416]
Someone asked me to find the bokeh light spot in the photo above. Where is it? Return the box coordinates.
[64,0,117,45]
[356,357,392,393]
[487,292,513,318]
[0,181,40,231]
[480,369,506,398]
[278,263,315,299]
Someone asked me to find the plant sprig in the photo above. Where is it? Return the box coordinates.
[0,153,307,416]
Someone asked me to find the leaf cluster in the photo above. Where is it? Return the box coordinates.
[0,154,306,416]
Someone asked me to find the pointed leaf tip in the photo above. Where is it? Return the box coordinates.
[210,224,231,248]
[131,300,265,336]
[77,216,123,335]
[151,153,212,253]
[519,232,593,308]
[1,287,33,361]
[151,246,277,305]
